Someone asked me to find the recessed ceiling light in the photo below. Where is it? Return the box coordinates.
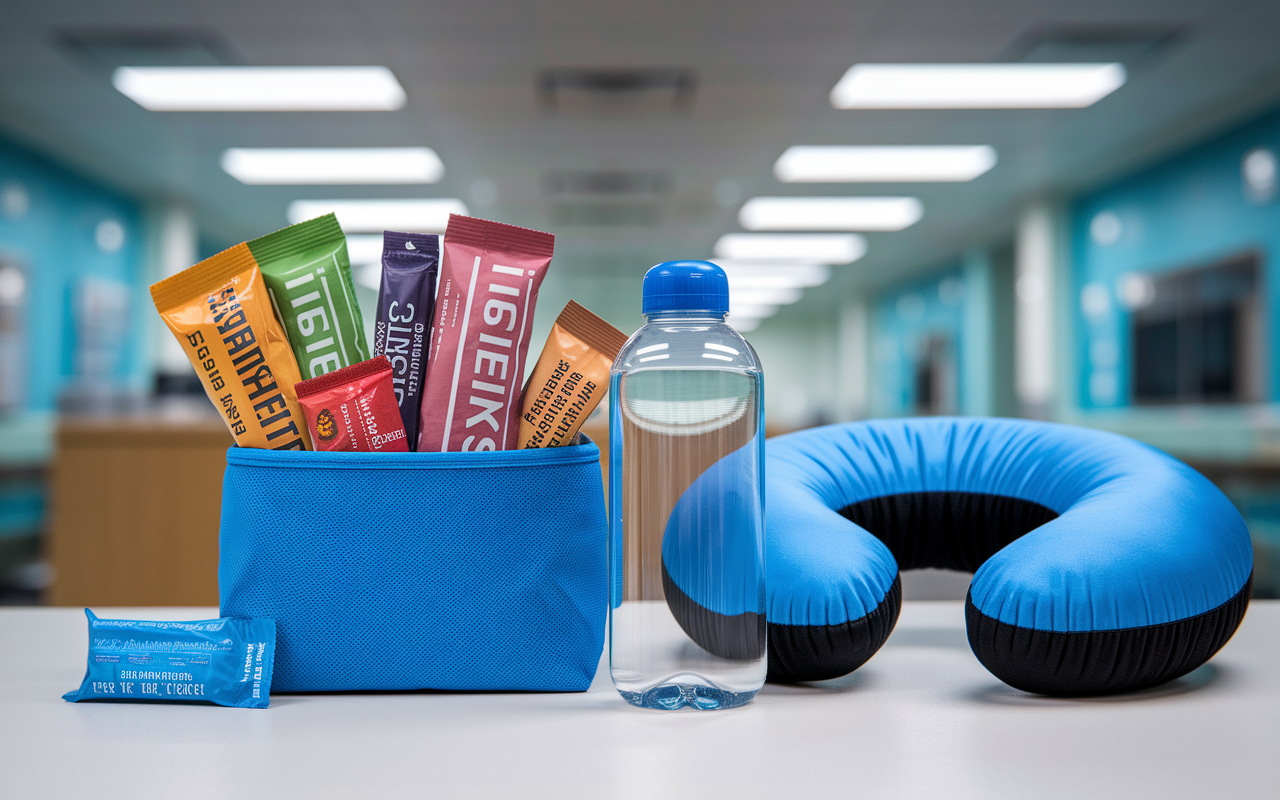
[345,234,384,265]
[714,234,866,264]
[729,303,780,320]
[739,197,922,231]
[113,66,406,111]
[730,287,803,306]
[344,235,386,290]
[287,198,468,233]
[716,261,832,290]
[223,148,444,185]
[830,63,1126,109]
[775,145,997,182]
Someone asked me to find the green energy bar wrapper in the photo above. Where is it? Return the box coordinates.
[253,214,370,380]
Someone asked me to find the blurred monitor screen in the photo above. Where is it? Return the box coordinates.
[1131,253,1262,404]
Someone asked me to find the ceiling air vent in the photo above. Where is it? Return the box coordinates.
[57,27,237,69]
[550,203,661,227]
[537,68,696,115]
[1001,24,1184,66]
[543,169,670,197]
[544,169,669,227]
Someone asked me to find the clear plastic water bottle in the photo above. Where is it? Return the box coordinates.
[608,260,766,710]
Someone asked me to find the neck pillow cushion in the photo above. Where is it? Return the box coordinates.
[661,417,1253,696]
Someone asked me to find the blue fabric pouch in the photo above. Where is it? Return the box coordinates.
[218,437,607,693]
[63,609,276,708]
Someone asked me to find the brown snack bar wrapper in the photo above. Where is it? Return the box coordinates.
[150,244,312,450]
[518,301,628,448]
[417,215,553,452]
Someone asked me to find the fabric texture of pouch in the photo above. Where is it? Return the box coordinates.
[218,438,607,692]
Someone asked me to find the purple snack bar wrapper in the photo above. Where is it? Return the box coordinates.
[374,231,439,450]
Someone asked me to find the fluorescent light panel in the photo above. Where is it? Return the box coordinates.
[830,63,1126,109]
[113,66,406,111]
[716,262,832,289]
[718,264,831,331]
[223,148,443,185]
[714,234,866,264]
[731,287,803,306]
[346,235,385,290]
[775,145,997,183]
[739,197,922,231]
[345,234,384,265]
[287,199,468,233]
[729,303,780,319]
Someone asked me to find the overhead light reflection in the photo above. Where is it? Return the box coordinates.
[728,287,802,306]
[224,147,444,185]
[715,262,832,289]
[114,66,406,111]
[286,198,467,232]
[729,303,780,319]
[714,234,866,264]
[829,63,1126,109]
[775,145,997,183]
[739,196,922,231]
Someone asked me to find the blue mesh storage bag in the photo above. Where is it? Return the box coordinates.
[218,438,607,692]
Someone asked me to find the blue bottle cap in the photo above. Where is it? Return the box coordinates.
[641,260,729,316]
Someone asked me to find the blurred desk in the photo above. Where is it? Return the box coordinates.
[2,600,1276,799]
[48,415,231,606]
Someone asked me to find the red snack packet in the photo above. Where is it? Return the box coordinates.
[295,356,409,452]
[417,215,553,452]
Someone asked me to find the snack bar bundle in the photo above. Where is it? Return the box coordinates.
[115,214,628,710]
[152,212,627,454]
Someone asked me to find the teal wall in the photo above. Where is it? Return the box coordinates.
[0,135,145,412]
[1072,105,1280,409]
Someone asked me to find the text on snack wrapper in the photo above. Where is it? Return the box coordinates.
[462,263,527,452]
[192,286,306,450]
[523,359,596,447]
[88,680,207,697]
[381,301,425,405]
[281,267,350,378]
[241,641,269,699]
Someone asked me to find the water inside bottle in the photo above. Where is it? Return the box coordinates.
[609,367,766,710]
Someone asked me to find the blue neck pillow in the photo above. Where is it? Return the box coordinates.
[661,418,1253,696]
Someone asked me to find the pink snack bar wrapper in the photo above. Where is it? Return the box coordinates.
[418,215,554,451]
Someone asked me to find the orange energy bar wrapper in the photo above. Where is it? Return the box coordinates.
[150,244,312,450]
[518,301,628,448]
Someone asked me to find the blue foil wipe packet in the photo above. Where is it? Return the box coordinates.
[62,609,276,708]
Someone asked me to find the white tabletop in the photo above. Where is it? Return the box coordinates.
[3,600,1277,799]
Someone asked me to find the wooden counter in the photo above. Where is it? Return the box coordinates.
[47,416,232,606]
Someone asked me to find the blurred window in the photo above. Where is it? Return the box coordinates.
[1131,253,1262,404]
[0,258,26,412]
[913,334,957,415]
